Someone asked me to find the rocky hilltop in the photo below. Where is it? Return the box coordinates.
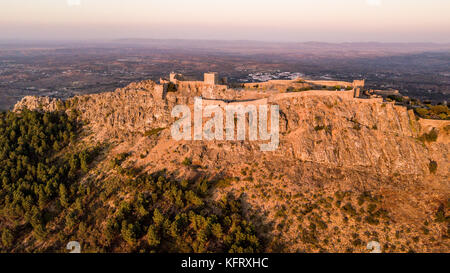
[13,80,450,252]
[14,80,449,180]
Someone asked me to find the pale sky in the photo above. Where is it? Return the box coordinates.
[0,0,449,42]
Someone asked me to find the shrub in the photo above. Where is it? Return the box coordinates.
[316,219,328,230]
[167,82,178,92]
[364,215,380,225]
[414,108,429,118]
[418,129,438,143]
[182,157,192,166]
[353,123,361,131]
[367,203,377,214]
[314,125,325,131]
[144,128,165,137]
[387,95,403,102]
[352,238,363,247]
[341,203,357,216]
[429,161,438,174]
[216,178,233,188]
[434,204,446,223]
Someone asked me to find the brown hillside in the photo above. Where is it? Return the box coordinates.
[13,80,450,253]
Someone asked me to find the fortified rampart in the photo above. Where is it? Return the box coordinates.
[202,98,269,107]
[354,97,384,104]
[243,79,303,87]
[305,80,354,88]
[372,89,401,96]
[242,78,366,99]
[243,79,309,92]
[271,90,355,101]
[193,89,356,107]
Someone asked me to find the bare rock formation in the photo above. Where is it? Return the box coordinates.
[13,80,449,182]
[13,79,450,252]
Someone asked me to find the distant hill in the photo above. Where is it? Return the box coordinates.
[112,39,450,56]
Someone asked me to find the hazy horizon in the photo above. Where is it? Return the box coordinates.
[1,38,450,45]
[1,0,449,43]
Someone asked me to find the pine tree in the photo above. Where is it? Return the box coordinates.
[147,225,160,248]
[59,184,70,208]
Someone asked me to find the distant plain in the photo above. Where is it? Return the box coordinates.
[0,40,449,110]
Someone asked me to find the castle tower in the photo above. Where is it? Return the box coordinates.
[353,79,365,88]
[352,79,365,98]
[154,84,168,101]
[204,72,219,85]
[170,73,183,84]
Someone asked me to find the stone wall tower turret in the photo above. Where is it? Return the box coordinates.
[204,72,219,85]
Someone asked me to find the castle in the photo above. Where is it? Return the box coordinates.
[160,72,226,86]
[156,72,399,104]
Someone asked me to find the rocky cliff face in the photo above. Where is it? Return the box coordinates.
[13,80,450,252]
[14,80,449,182]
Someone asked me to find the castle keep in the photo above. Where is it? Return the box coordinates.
[161,72,224,86]
[204,72,219,85]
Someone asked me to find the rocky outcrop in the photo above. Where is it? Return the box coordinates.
[278,96,449,179]
[13,80,449,185]
[13,96,62,112]
[13,79,450,252]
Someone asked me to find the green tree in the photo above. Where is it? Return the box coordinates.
[121,221,139,246]
[153,209,165,227]
[1,228,14,249]
[147,225,160,248]
[59,184,70,208]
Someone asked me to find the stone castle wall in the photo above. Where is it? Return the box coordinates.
[373,89,400,96]
[272,90,355,101]
[243,79,309,92]
[354,97,384,104]
[305,80,353,87]
[243,79,303,87]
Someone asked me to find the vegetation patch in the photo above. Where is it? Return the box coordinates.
[428,161,438,174]
[144,128,165,137]
[413,104,449,120]
[418,129,438,143]
[0,109,98,247]
[182,157,192,166]
[166,82,178,92]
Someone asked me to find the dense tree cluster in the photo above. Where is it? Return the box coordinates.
[100,170,262,253]
[0,109,97,249]
[0,109,262,253]
[413,103,449,120]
